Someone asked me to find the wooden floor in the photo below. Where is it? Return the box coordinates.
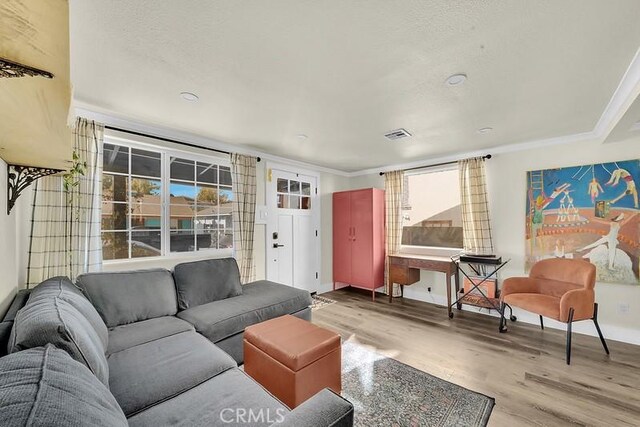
[312,289,640,427]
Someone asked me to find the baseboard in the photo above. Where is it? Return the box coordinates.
[323,286,640,346]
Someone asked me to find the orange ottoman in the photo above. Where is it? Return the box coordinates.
[243,315,341,409]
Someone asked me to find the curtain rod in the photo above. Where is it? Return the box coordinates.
[104,125,261,162]
[379,154,491,176]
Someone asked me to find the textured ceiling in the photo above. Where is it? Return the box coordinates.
[70,0,640,172]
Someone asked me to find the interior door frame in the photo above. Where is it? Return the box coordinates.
[265,161,322,291]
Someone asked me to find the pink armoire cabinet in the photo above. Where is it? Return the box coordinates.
[333,188,385,301]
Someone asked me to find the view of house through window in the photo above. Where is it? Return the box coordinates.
[401,168,463,249]
[101,141,233,261]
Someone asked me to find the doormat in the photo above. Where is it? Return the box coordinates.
[310,294,337,310]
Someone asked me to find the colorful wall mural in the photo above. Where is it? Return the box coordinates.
[526,159,639,284]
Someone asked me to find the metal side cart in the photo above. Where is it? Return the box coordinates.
[450,254,515,332]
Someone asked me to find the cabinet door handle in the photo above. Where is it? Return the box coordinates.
[273,243,285,248]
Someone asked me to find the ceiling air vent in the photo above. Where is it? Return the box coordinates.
[384,128,412,141]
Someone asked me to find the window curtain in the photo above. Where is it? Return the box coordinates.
[458,157,494,255]
[230,154,257,283]
[26,118,104,287]
[384,170,404,297]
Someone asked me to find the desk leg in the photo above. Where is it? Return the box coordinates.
[454,270,462,310]
[446,272,453,319]
[388,276,393,303]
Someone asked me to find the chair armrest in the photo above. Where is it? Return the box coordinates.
[501,277,538,300]
[272,389,354,427]
[560,289,595,322]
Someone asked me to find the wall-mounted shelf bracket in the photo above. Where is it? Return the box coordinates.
[0,57,54,79]
[7,164,62,214]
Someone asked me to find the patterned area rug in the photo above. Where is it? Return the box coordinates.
[342,340,494,427]
[310,294,337,310]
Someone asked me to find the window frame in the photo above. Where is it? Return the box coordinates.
[398,165,463,257]
[102,135,234,264]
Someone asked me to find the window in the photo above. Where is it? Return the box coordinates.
[101,140,233,261]
[401,168,463,250]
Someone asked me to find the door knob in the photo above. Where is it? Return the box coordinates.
[273,243,285,248]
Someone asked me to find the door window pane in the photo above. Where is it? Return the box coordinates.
[290,181,300,194]
[277,194,288,209]
[301,197,311,210]
[277,178,288,193]
[301,182,311,196]
[289,195,301,209]
[171,157,195,181]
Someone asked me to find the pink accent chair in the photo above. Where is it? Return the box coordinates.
[500,258,609,364]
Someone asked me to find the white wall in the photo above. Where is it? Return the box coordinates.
[0,159,19,318]
[346,136,640,344]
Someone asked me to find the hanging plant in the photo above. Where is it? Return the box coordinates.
[62,150,87,277]
[63,150,87,198]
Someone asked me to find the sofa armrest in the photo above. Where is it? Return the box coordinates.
[560,289,595,322]
[501,277,538,300]
[272,389,353,427]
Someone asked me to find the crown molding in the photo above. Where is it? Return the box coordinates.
[74,46,640,178]
[594,47,640,140]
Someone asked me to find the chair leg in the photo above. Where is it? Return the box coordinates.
[498,302,507,333]
[566,308,574,365]
[592,303,610,355]
[539,315,544,330]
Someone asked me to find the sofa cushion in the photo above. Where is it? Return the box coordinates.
[29,276,108,349]
[107,316,195,355]
[77,269,178,327]
[177,280,312,343]
[0,345,127,427]
[108,330,236,416]
[127,368,287,427]
[9,296,110,386]
[173,257,243,310]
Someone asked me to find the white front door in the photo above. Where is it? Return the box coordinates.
[266,167,320,292]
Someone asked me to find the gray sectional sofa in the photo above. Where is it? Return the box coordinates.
[0,258,353,426]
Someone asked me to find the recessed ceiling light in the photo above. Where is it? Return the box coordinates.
[297,134,308,140]
[445,73,467,86]
[180,92,199,102]
[477,127,493,134]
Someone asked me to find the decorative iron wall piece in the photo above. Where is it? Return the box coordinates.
[0,57,54,79]
[7,165,62,214]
